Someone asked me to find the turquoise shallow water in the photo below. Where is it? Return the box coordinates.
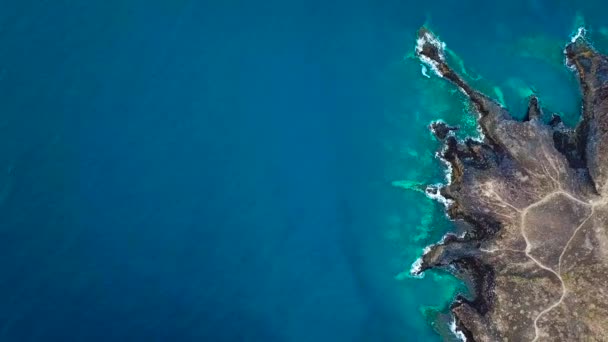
[1,1,608,341]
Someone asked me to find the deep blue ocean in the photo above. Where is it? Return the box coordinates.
[0,1,607,341]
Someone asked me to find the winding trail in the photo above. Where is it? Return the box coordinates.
[482,188,601,342]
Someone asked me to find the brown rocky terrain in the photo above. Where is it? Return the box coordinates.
[413,27,608,341]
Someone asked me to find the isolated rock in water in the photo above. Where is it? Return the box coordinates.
[415,27,608,341]
[430,121,458,140]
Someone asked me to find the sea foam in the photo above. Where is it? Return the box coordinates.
[421,65,431,78]
[416,30,446,78]
[570,26,586,43]
[408,244,433,278]
[565,26,587,72]
[409,257,425,278]
[450,318,468,342]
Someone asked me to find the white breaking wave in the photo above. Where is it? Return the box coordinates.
[570,26,586,43]
[415,30,447,78]
[409,244,434,278]
[565,26,587,72]
[437,144,454,184]
[425,183,453,208]
[409,257,425,278]
[450,318,468,342]
[410,130,456,279]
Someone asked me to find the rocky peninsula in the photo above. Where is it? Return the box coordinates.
[414,27,608,341]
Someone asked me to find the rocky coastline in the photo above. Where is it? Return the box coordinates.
[413,27,608,341]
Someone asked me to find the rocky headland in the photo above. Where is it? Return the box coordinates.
[414,27,608,341]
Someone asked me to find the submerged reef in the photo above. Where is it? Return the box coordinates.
[414,27,608,341]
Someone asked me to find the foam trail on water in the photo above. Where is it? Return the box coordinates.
[421,64,430,78]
